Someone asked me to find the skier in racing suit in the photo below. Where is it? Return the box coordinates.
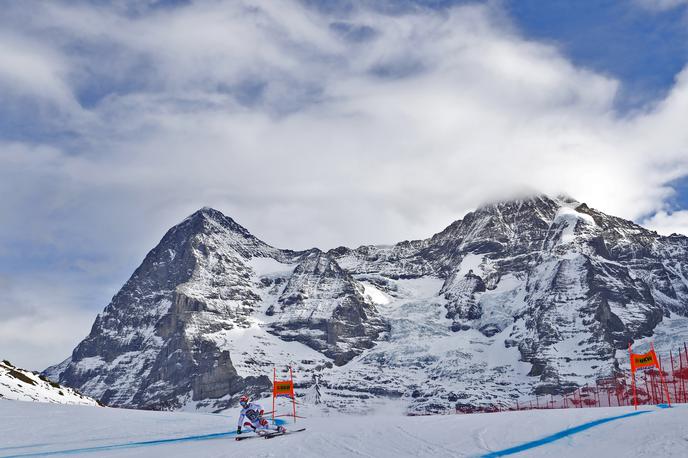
[236,395,285,435]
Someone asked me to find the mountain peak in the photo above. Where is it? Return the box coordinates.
[141,206,280,267]
[180,206,254,239]
[193,206,230,218]
[429,192,586,253]
[477,192,579,211]
[187,206,232,223]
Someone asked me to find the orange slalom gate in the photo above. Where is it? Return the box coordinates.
[629,342,671,409]
[272,366,297,422]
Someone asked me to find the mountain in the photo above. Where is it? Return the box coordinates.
[1,359,98,406]
[44,208,384,411]
[44,196,688,413]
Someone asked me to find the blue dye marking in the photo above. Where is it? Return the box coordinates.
[0,431,234,457]
[1,418,288,458]
[656,404,671,409]
[0,445,51,453]
[480,410,651,457]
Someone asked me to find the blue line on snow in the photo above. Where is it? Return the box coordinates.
[480,410,651,457]
[0,445,51,453]
[1,419,287,458]
[0,431,234,458]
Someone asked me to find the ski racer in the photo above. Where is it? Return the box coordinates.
[236,395,285,435]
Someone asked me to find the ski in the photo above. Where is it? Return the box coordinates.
[263,428,306,439]
[235,434,261,441]
[235,428,304,441]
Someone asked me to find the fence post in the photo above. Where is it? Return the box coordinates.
[655,346,672,406]
[680,348,685,403]
[657,354,663,404]
[606,383,611,407]
[683,343,688,403]
[272,367,276,422]
[595,381,601,407]
[670,351,677,403]
[643,371,654,404]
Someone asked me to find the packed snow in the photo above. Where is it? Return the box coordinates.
[1,400,686,457]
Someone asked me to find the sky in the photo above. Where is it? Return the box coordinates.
[1,0,688,370]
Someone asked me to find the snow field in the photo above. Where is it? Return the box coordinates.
[1,400,687,457]
[0,362,97,406]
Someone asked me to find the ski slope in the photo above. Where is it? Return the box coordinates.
[0,400,686,457]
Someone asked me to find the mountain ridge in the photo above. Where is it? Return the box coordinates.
[1,359,99,406]
[45,194,688,413]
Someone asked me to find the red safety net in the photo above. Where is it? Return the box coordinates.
[455,342,688,414]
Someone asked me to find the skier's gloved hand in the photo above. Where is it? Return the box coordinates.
[236,427,241,435]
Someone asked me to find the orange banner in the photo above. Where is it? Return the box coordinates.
[273,380,293,397]
[630,349,658,372]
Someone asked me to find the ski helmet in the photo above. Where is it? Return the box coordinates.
[239,395,249,407]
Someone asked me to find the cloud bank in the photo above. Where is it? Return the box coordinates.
[1,0,687,368]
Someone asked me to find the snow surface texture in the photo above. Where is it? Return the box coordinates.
[0,400,686,457]
[0,360,97,406]
[45,195,688,413]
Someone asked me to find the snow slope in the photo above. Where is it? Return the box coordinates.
[0,360,97,406]
[0,400,686,457]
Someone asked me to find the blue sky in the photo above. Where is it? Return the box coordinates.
[1,0,688,369]
[508,0,688,110]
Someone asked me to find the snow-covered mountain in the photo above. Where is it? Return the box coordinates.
[1,359,98,405]
[45,195,688,413]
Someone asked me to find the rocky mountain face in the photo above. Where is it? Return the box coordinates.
[45,196,688,413]
[269,250,387,365]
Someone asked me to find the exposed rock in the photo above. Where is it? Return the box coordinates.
[269,251,387,365]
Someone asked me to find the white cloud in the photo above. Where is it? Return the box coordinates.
[1,0,687,246]
[1,1,688,368]
[642,210,688,236]
[0,34,83,117]
[0,274,97,371]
